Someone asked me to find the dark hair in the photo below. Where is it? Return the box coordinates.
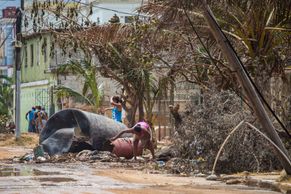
[32,107,36,110]
[133,124,142,132]
[112,96,121,103]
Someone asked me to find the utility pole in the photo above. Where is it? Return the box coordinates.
[200,1,291,174]
[15,0,24,139]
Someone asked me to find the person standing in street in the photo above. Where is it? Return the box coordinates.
[25,107,36,132]
[36,107,48,133]
[105,96,123,122]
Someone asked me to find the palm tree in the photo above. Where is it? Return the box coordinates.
[142,0,291,120]
[0,75,13,115]
[56,59,102,110]
[142,0,291,174]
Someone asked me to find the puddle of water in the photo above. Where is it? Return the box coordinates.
[0,166,61,177]
[33,177,77,182]
[0,167,22,176]
[41,183,58,186]
[33,169,61,176]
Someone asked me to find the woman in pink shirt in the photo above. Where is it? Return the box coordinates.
[110,121,155,160]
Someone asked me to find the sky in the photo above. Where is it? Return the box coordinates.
[0,0,20,17]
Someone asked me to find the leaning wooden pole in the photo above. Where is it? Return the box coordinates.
[200,1,291,174]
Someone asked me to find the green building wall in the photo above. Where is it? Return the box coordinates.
[21,34,51,82]
[20,84,52,132]
[19,33,57,132]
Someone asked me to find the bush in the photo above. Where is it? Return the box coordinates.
[0,114,9,133]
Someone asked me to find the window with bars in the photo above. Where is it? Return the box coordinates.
[24,45,28,67]
[30,44,34,67]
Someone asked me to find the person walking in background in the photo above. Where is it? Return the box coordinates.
[34,106,41,133]
[36,107,48,133]
[105,96,123,122]
[25,107,36,133]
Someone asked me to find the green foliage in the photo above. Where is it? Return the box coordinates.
[56,59,102,109]
[0,75,13,116]
[54,85,94,105]
[0,114,9,133]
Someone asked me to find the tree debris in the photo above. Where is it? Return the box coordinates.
[171,89,287,173]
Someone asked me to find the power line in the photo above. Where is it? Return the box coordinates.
[0,1,9,9]
[72,0,149,17]
[22,0,149,33]
[182,4,291,138]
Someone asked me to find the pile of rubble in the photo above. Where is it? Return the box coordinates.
[13,147,120,164]
[171,89,286,174]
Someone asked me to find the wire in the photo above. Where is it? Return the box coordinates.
[72,0,149,17]
[202,3,291,138]
[182,3,291,138]
[181,4,253,110]
[23,0,149,33]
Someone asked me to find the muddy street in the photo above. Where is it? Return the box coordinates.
[0,158,282,194]
[0,162,143,194]
[0,135,287,194]
[0,162,281,194]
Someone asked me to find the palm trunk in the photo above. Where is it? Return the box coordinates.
[138,97,144,121]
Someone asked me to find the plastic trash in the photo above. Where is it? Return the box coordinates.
[157,161,165,167]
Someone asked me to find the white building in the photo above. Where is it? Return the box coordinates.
[90,0,144,24]
[0,18,16,78]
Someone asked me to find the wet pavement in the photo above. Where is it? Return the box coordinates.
[0,162,283,194]
[0,144,287,194]
[0,163,143,194]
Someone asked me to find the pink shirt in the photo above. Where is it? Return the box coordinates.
[133,121,151,139]
[136,121,149,129]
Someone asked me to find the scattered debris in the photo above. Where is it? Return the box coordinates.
[36,156,46,163]
[155,145,177,162]
[206,174,219,181]
[33,144,45,158]
[157,161,166,167]
[21,153,34,162]
[171,89,286,174]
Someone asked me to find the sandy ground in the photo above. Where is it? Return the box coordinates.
[98,169,280,194]
[0,146,32,159]
[107,187,273,194]
[0,133,39,147]
[0,133,38,159]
